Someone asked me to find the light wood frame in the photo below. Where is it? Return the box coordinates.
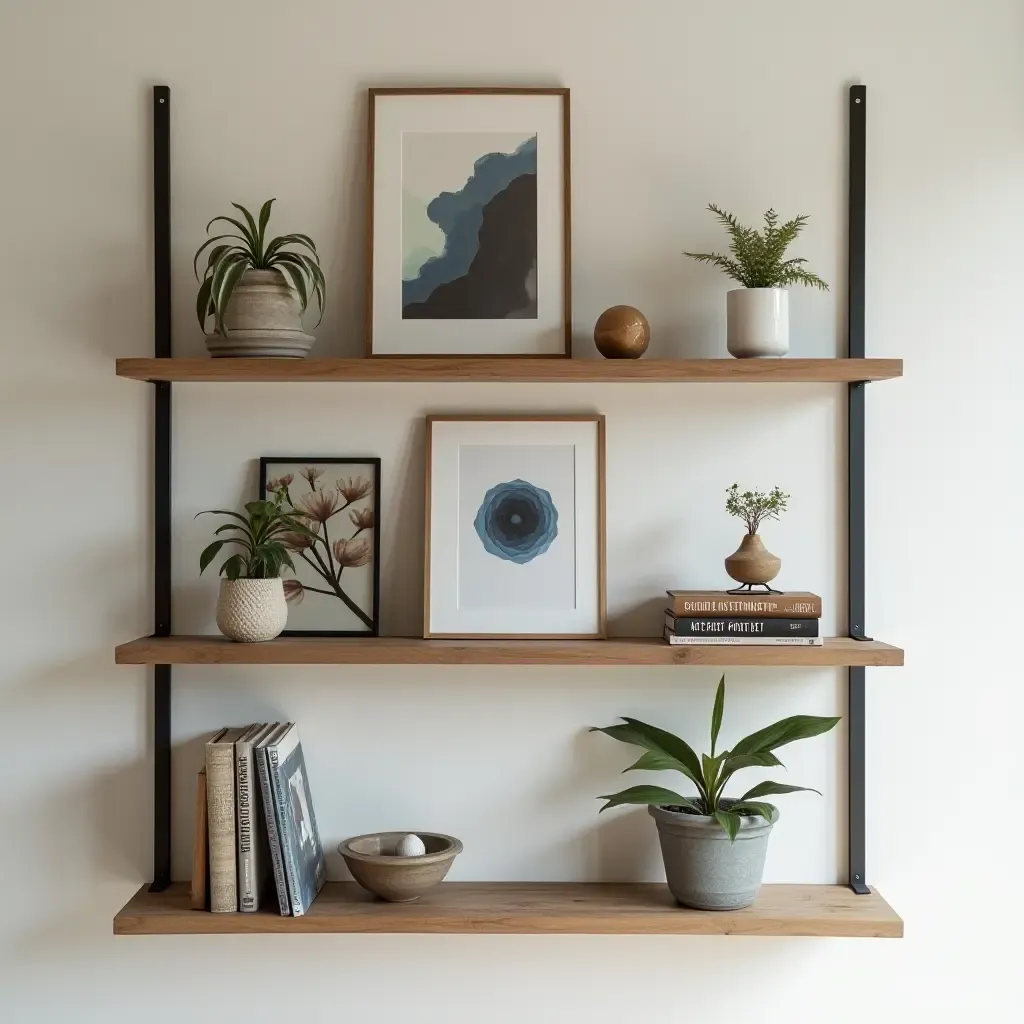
[366,87,572,358]
[423,414,606,638]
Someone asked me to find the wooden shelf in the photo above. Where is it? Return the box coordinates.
[115,357,903,384]
[114,881,902,937]
[114,635,903,667]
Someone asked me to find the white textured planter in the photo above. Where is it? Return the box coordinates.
[726,287,789,358]
[206,269,315,359]
[215,578,288,642]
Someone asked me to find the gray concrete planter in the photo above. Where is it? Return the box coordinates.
[650,800,779,910]
[206,269,315,358]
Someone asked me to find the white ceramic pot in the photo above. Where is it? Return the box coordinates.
[206,269,315,359]
[215,578,288,642]
[726,288,789,358]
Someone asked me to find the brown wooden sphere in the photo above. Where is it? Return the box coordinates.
[593,305,651,358]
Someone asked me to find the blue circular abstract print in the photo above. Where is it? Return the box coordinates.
[474,478,558,564]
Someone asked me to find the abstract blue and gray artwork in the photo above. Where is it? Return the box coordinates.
[402,133,538,320]
[474,478,558,563]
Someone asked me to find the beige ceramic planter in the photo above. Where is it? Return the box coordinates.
[206,269,315,358]
[215,577,288,642]
[725,532,782,587]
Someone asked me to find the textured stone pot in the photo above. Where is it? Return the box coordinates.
[726,287,789,358]
[339,832,463,902]
[206,269,315,358]
[650,802,779,910]
[725,532,782,587]
[215,577,288,642]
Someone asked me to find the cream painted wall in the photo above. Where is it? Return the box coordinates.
[1,0,1022,1019]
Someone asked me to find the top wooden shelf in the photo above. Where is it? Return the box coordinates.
[115,357,903,384]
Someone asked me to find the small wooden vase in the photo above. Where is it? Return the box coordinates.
[725,533,782,587]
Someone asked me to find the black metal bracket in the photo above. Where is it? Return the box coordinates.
[846,84,870,896]
[149,85,173,894]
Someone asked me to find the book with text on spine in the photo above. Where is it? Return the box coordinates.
[204,726,250,913]
[236,722,274,913]
[256,723,291,916]
[666,590,822,618]
[664,612,819,637]
[664,627,823,646]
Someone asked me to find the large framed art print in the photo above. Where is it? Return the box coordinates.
[424,415,605,638]
[367,88,571,357]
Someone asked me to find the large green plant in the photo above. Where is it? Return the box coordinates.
[684,204,829,290]
[193,198,325,336]
[591,676,839,840]
[198,497,317,581]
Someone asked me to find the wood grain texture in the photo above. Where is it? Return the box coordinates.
[113,881,903,937]
[114,635,904,666]
[114,357,904,383]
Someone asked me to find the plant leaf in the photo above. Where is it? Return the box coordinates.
[710,674,725,755]
[729,801,777,821]
[596,785,698,813]
[274,259,309,313]
[715,750,784,794]
[193,233,247,279]
[256,198,275,258]
[738,781,822,801]
[713,810,742,842]
[199,540,225,575]
[206,215,257,252]
[591,719,705,797]
[731,715,841,756]
[230,203,260,250]
[195,276,213,331]
[212,258,250,335]
[622,749,690,774]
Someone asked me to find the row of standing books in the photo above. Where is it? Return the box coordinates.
[663,590,824,646]
[194,722,326,916]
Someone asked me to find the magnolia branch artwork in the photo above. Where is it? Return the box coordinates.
[260,458,381,635]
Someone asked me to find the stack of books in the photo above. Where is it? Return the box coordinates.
[663,590,823,646]
[193,722,326,916]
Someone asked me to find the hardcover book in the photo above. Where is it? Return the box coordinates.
[256,722,291,916]
[235,723,274,913]
[664,612,819,637]
[664,627,823,646]
[205,726,250,913]
[666,590,822,618]
[266,723,326,917]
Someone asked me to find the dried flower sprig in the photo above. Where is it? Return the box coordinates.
[725,483,790,536]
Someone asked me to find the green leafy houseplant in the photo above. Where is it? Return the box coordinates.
[591,676,839,840]
[726,483,790,535]
[198,497,317,580]
[193,198,325,335]
[684,204,829,290]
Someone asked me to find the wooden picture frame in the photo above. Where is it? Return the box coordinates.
[424,414,606,638]
[367,87,572,358]
[259,457,382,636]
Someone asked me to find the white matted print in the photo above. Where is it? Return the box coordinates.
[369,89,570,356]
[425,416,605,637]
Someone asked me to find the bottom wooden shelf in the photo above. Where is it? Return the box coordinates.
[114,881,902,938]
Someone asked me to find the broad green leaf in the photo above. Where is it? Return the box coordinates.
[198,540,225,575]
[701,752,724,809]
[591,719,705,797]
[728,801,776,821]
[710,674,725,755]
[622,749,691,774]
[219,552,246,580]
[715,750,784,798]
[713,810,742,842]
[196,509,250,524]
[214,522,249,536]
[597,786,698,813]
[739,781,821,801]
[732,715,840,756]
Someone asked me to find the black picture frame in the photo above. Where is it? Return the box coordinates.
[258,456,381,637]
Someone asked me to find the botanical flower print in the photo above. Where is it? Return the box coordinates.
[264,463,376,632]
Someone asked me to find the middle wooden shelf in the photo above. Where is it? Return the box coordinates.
[114,635,903,667]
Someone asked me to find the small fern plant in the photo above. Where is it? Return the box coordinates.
[591,675,839,840]
[685,204,829,290]
[193,199,325,336]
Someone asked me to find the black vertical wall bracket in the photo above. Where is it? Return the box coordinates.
[846,84,870,896]
[150,85,173,894]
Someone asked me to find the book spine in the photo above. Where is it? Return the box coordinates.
[665,614,819,637]
[664,630,823,646]
[671,596,822,618]
[190,767,208,911]
[268,746,305,917]
[235,735,258,913]
[204,743,238,913]
[256,744,291,916]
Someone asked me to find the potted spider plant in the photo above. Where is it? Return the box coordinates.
[198,497,317,642]
[684,204,828,358]
[194,199,325,358]
[592,676,839,910]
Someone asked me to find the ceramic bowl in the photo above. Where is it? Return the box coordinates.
[338,831,463,902]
